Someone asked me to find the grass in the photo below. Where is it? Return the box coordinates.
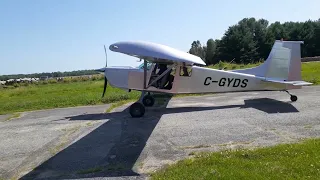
[151,138,320,180]
[0,81,140,115]
[0,62,319,115]
[301,62,320,85]
[105,99,136,113]
[4,112,21,121]
[207,60,264,70]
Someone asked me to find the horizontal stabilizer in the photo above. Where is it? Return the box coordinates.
[289,81,313,86]
[262,78,313,86]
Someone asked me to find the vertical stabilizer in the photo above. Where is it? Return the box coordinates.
[264,40,303,81]
[232,40,304,81]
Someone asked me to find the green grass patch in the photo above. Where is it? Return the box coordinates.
[4,112,21,121]
[0,81,140,115]
[151,138,320,180]
[105,99,136,113]
[301,62,320,85]
[207,60,264,70]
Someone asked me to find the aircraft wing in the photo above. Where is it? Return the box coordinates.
[109,41,206,65]
[262,78,313,86]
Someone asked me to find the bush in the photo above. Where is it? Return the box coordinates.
[21,82,30,87]
[71,77,79,82]
[48,79,58,84]
[13,83,20,87]
[217,61,225,70]
[80,76,90,81]
[62,77,72,83]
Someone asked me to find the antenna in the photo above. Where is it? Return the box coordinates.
[222,58,235,70]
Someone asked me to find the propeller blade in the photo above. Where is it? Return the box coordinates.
[102,76,107,97]
[104,45,107,67]
[100,45,108,98]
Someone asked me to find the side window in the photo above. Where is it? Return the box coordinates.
[138,62,153,70]
[180,66,192,77]
[147,62,153,70]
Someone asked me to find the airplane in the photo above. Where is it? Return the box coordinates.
[96,40,313,118]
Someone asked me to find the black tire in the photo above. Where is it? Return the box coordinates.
[129,102,145,118]
[142,95,155,107]
[290,95,298,102]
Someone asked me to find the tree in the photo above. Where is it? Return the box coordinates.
[217,18,263,63]
[189,17,320,65]
[189,40,206,60]
[205,39,216,64]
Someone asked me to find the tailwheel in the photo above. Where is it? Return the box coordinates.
[129,102,145,118]
[290,95,298,102]
[285,90,298,102]
[142,94,155,107]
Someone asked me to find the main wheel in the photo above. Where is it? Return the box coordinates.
[129,102,145,118]
[142,95,155,107]
[290,95,298,102]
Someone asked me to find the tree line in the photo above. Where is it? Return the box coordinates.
[188,17,320,65]
[0,70,100,81]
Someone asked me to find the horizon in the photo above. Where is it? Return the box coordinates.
[1,0,319,75]
[0,68,102,76]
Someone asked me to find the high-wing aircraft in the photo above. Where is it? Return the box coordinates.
[96,40,312,118]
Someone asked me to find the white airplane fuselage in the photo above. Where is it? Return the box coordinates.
[99,40,311,118]
[104,64,299,94]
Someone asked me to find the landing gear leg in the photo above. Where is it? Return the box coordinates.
[129,59,154,118]
[285,90,298,102]
[138,91,146,103]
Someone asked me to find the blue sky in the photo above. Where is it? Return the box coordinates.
[0,0,319,75]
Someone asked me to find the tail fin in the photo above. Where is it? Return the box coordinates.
[233,40,304,81]
[264,40,304,81]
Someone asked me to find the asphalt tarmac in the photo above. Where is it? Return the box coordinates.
[0,86,319,180]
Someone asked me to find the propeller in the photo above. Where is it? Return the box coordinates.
[102,45,108,97]
[104,45,107,67]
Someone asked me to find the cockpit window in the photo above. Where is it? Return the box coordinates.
[138,62,153,70]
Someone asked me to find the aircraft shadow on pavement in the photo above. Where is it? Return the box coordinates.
[21,97,298,179]
[21,97,172,180]
[242,98,299,113]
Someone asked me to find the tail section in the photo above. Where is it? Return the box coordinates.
[233,40,310,83]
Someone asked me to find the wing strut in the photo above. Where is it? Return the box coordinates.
[143,59,147,89]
